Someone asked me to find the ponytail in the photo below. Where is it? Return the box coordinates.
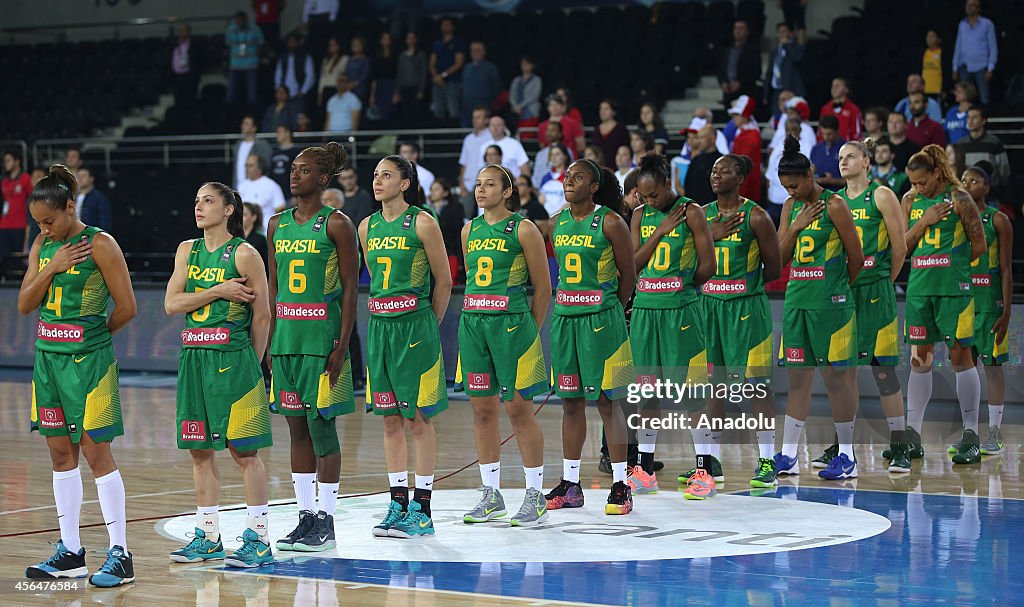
[777,135,811,177]
[573,159,626,218]
[906,144,961,187]
[30,164,78,210]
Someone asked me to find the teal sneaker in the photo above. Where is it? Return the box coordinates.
[169,528,225,563]
[26,540,88,579]
[811,444,839,469]
[88,546,134,587]
[678,456,724,483]
[388,501,435,538]
[224,529,273,568]
[750,457,779,488]
[373,500,406,537]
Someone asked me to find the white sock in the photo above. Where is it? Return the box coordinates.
[415,474,434,490]
[611,461,627,483]
[95,469,127,550]
[523,465,544,491]
[292,472,317,512]
[955,368,981,434]
[886,416,905,433]
[989,404,1004,429]
[246,504,269,542]
[708,431,722,460]
[563,459,581,483]
[835,421,856,459]
[317,482,339,516]
[638,429,658,453]
[388,471,409,487]
[479,462,501,491]
[53,468,83,553]
[756,430,775,460]
[690,429,710,454]
[781,415,804,459]
[906,370,933,432]
[196,505,220,541]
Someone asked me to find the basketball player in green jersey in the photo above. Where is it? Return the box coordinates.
[961,165,1011,454]
[459,165,551,527]
[626,154,715,499]
[268,142,359,551]
[359,155,452,538]
[902,145,986,464]
[19,165,137,587]
[701,154,781,488]
[773,135,865,480]
[545,159,637,515]
[165,182,274,567]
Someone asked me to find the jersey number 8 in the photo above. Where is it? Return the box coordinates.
[476,256,493,286]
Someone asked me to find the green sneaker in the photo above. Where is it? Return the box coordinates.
[980,426,1004,454]
[951,429,981,464]
[750,457,778,488]
[678,456,723,483]
[884,427,924,459]
[811,444,839,469]
[886,443,912,473]
[224,529,273,568]
[373,501,406,537]
[169,528,225,563]
[388,501,434,538]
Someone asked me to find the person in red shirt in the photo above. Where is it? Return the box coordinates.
[818,77,862,142]
[727,95,763,201]
[904,91,947,148]
[537,94,585,158]
[251,0,283,51]
[0,149,33,259]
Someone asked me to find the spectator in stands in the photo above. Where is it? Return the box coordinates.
[269,125,300,200]
[678,116,705,161]
[885,111,919,171]
[894,74,942,122]
[764,22,805,111]
[532,121,567,189]
[623,169,641,211]
[811,115,846,189]
[458,106,491,206]
[555,86,584,125]
[726,95,762,202]
[390,0,424,39]
[689,108,731,156]
[399,141,436,195]
[516,175,549,237]
[717,20,761,105]
[952,0,998,105]
[769,90,794,134]
[427,178,466,279]
[538,143,570,216]
[639,103,670,156]
[336,167,374,230]
[429,17,467,121]
[302,0,338,66]
[481,116,530,178]
[396,31,427,124]
[538,94,585,157]
[0,150,32,258]
[252,0,283,50]
[592,99,629,168]
[922,29,944,100]
[868,138,910,198]
[345,36,371,103]
[239,153,286,231]
[296,112,312,133]
[863,107,888,142]
[684,126,721,204]
[583,145,604,167]
[369,32,398,123]
[226,11,264,107]
[769,95,815,156]
[905,91,946,148]
[509,56,542,134]
[766,117,807,223]
[171,22,199,111]
[946,143,966,179]
[461,41,501,128]
[484,144,502,168]
[234,115,272,187]
[956,106,1011,198]
[325,75,362,132]
[241,202,268,268]
[944,81,976,144]
[614,145,633,193]
[317,37,347,107]
[629,129,654,165]
[75,167,112,232]
[262,86,299,132]
[779,0,807,44]
[819,77,862,142]
[64,146,83,172]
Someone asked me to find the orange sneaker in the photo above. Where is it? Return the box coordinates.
[626,465,659,494]
[683,469,717,500]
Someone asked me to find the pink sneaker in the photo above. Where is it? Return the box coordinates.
[626,465,659,494]
[683,469,717,500]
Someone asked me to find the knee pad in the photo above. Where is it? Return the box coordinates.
[872,367,902,396]
[308,415,340,457]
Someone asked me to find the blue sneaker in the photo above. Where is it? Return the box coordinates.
[88,546,135,587]
[169,528,225,563]
[773,452,800,475]
[224,529,273,568]
[26,540,88,579]
[818,453,858,480]
[387,501,435,538]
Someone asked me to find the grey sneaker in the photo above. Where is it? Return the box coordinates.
[463,486,506,523]
[510,488,549,527]
[292,511,336,552]
[980,426,1004,454]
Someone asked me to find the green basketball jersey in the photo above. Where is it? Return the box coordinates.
[35,226,111,353]
[270,206,343,356]
[703,197,764,300]
[552,205,619,316]
[463,212,530,315]
[365,206,431,317]
[972,205,1000,312]
[634,197,698,309]
[842,181,891,286]
[785,190,853,310]
[181,237,251,351]
[907,185,972,297]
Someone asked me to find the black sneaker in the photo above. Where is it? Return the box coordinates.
[544,479,584,509]
[89,545,135,587]
[293,511,336,552]
[811,443,839,469]
[597,453,612,475]
[951,429,981,465]
[275,509,317,551]
[26,540,87,579]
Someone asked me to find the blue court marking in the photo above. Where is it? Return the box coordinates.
[224,487,1023,605]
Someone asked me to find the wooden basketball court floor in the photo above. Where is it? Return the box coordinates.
[0,373,1021,606]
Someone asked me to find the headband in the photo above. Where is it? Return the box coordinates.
[966,165,991,185]
[582,159,603,185]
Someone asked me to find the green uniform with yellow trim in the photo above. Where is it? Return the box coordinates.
[550,205,633,401]
[364,206,448,419]
[455,213,547,401]
[630,197,707,401]
[781,190,857,367]
[176,237,272,451]
[843,182,899,366]
[270,207,353,456]
[904,185,975,347]
[972,205,1007,364]
[703,198,774,383]
[30,226,123,444]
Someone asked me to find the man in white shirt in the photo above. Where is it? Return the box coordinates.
[768,96,816,156]
[479,116,530,178]
[234,115,272,188]
[399,141,435,196]
[457,105,491,213]
[238,154,286,232]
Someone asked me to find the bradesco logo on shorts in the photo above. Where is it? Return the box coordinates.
[39,407,66,429]
[558,374,580,392]
[862,256,875,268]
[702,279,746,294]
[637,277,683,293]
[972,274,991,287]
[556,290,602,306]
[180,420,207,441]
[912,254,951,269]
[374,391,399,409]
[37,321,84,342]
[368,295,418,314]
[278,391,303,411]
[908,326,927,339]
[462,294,509,311]
[467,372,491,390]
[277,302,329,319]
[790,266,824,280]
[785,348,805,363]
[181,327,230,345]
